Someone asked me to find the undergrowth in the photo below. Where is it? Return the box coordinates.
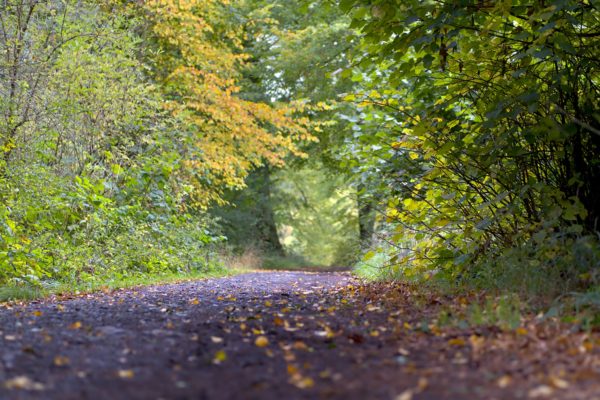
[355,234,600,327]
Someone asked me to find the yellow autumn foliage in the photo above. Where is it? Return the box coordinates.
[144,0,315,207]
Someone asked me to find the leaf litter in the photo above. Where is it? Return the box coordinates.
[0,272,599,399]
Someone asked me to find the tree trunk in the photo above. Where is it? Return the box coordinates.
[357,192,376,247]
[253,166,286,256]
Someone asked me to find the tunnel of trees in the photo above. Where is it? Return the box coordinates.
[0,0,598,300]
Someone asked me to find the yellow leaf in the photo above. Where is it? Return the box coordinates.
[497,375,512,388]
[292,376,314,389]
[69,322,82,330]
[53,355,70,367]
[117,370,135,379]
[320,369,333,379]
[447,338,466,346]
[255,336,269,347]
[4,376,45,391]
[213,350,227,364]
[515,327,528,335]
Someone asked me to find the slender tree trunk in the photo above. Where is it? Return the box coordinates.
[254,166,285,256]
[357,190,375,247]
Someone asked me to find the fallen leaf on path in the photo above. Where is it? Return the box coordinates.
[447,337,466,346]
[210,336,223,344]
[319,369,332,378]
[117,369,135,379]
[287,364,299,375]
[289,373,314,389]
[4,376,45,391]
[69,321,82,330]
[395,390,413,400]
[397,347,410,356]
[548,376,569,389]
[528,385,554,398]
[255,336,269,347]
[53,355,70,366]
[516,327,528,336]
[497,375,512,388]
[213,350,227,364]
[293,341,308,351]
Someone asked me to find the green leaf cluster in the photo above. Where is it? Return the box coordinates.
[342,0,600,293]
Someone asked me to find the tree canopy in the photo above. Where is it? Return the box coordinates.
[0,0,599,300]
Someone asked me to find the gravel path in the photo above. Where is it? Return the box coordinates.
[1,272,599,400]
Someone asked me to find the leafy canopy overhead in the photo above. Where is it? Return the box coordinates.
[142,0,316,207]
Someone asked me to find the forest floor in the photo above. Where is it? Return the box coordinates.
[1,271,600,400]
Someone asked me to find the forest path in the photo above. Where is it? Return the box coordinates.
[0,271,599,400]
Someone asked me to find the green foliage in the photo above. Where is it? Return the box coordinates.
[260,253,314,271]
[436,294,523,331]
[210,0,363,265]
[467,295,523,331]
[0,0,226,286]
[273,164,360,266]
[354,250,395,280]
[341,0,600,295]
